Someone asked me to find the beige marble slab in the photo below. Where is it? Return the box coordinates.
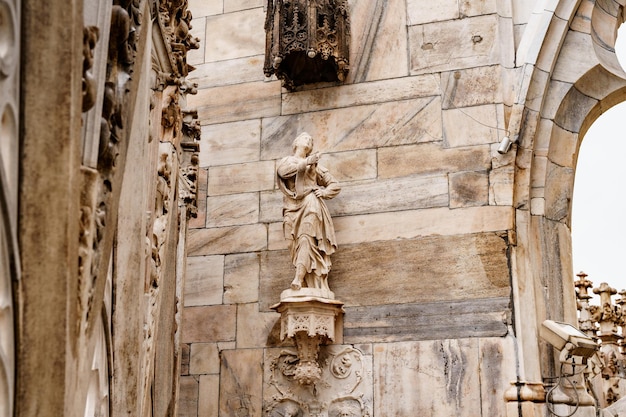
[282,75,439,115]
[187,224,267,256]
[409,14,500,74]
[263,96,443,159]
[236,303,280,349]
[224,252,260,304]
[198,375,220,417]
[449,171,489,208]
[189,55,266,89]
[442,104,503,147]
[184,255,224,307]
[206,193,259,228]
[378,143,492,179]
[182,305,236,343]
[219,349,264,417]
[207,160,275,196]
[190,343,220,375]
[204,7,265,62]
[188,80,281,125]
[199,119,260,167]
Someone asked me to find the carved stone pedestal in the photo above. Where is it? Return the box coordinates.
[272,292,344,386]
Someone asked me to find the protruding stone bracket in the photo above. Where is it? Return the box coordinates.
[272,295,344,386]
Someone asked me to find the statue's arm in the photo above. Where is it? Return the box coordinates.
[277,156,305,179]
[316,166,340,199]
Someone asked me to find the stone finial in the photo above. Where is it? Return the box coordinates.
[575,272,597,337]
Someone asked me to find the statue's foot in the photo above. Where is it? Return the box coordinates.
[290,277,302,291]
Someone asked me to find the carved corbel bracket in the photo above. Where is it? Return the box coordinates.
[272,298,344,386]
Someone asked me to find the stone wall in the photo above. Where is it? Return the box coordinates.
[180,1,523,415]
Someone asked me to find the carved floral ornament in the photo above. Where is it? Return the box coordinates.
[264,0,350,90]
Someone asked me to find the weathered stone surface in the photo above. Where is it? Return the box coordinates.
[548,124,577,168]
[236,303,280,349]
[189,0,222,17]
[441,65,502,109]
[282,75,439,115]
[198,375,220,417]
[552,30,598,84]
[575,65,626,101]
[449,171,489,208]
[190,343,220,375]
[224,0,263,13]
[182,305,236,343]
[374,340,482,415]
[267,222,289,251]
[207,160,275,196]
[409,14,500,74]
[460,0,497,16]
[204,8,265,62]
[544,162,574,223]
[188,80,281,125]
[178,376,199,417]
[260,191,283,224]
[219,349,263,417]
[262,97,443,159]
[442,104,503,147]
[184,255,224,307]
[326,175,449,216]
[187,224,267,256]
[373,338,513,416]
[260,232,511,310]
[190,55,266,89]
[349,0,409,82]
[541,79,573,120]
[553,87,597,134]
[319,149,377,182]
[206,193,259,228]
[199,119,260,167]
[406,0,458,25]
[344,298,509,343]
[224,253,260,304]
[489,165,514,206]
[378,143,492,179]
[333,206,513,246]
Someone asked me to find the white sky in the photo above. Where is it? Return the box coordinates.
[571,25,626,293]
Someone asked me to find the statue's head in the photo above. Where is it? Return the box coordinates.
[292,132,313,154]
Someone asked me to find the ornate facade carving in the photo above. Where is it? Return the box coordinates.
[77,0,143,334]
[264,0,350,90]
[265,345,372,417]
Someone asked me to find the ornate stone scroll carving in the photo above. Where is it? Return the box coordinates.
[264,0,350,90]
[264,345,372,417]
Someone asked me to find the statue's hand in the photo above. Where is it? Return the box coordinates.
[306,152,320,165]
[314,188,327,199]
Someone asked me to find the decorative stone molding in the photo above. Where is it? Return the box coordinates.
[264,345,372,417]
[264,0,350,90]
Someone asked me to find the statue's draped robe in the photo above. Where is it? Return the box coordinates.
[277,156,340,289]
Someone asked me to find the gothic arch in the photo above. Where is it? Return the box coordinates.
[503,0,626,396]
